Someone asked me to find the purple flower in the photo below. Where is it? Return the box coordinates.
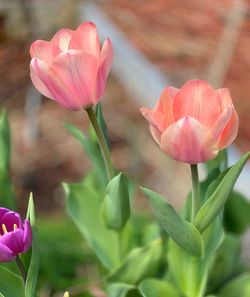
[0,208,32,262]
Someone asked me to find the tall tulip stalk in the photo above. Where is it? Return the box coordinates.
[0,21,249,297]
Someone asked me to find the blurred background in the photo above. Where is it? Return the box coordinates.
[0,0,250,295]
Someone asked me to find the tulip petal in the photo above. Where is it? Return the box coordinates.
[211,106,232,140]
[1,229,24,255]
[51,28,74,51]
[173,80,221,127]
[96,38,113,103]
[217,109,239,149]
[1,212,21,232]
[141,107,166,144]
[69,22,101,56]
[154,86,178,125]
[160,116,218,164]
[22,220,32,252]
[51,50,98,108]
[0,242,14,262]
[216,88,234,108]
[30,57,78,110]
[0,208,9,221]
[30,40,61,65]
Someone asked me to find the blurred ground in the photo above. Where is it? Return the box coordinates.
[0,0,250,215]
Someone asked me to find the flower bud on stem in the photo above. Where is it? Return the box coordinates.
[85,106,115,181]
[190,164,200,223]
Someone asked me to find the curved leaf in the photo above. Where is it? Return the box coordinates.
[141,187,204,257]
[194,152,250,232]
[107,240,162,284]
[139,278,179,297]
[218,273,250,297]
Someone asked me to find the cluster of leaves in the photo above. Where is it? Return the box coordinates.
[0,104,250,297]
[64,105,250,297]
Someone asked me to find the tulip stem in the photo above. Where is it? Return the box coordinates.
[16,255,27,283]
[85,106,114,180]
[190,164,200,223]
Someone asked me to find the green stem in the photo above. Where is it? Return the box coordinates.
[190,164,200,223]
[15,255,27,283]
[85,106,114,180]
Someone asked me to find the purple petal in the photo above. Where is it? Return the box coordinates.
[22,220,32,252]
[0,242,15,262]
[1,212,22,232]
[0,208,9,222]
[0,229,25,255]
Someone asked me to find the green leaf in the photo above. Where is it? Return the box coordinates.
[224,191,250,234]
[218,273,250,297]
[0,293,5,297]
[107,240,162,284]
[0,172,16,210]
[0,266,24,297]
[26,193,35,224]
[103,172,131,231]
[96,103,111,150]
[65,123,107,186]
[65,175,121,269]
[206,149,228,174]
[139,278,179,297]
[0,111,15,209]
[141,187,204,257]
[167,239,209,297]
[107,283,136,297]
[202,217,224,257]
[194,152,250,232]
[25,194,40,297]
[0,110,11,172]
[208,234,241,292]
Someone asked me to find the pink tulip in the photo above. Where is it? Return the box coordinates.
[141,80,239,164]
[30,22,113,110]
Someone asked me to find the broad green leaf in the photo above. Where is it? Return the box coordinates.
[103,172,131,231]
[139,278,179,297]
[208,234,241,292]
[202,217,224,257]
[168,240,209,297]
[65,123,107,186]
[107,283,135,297]
[224,191,250,234]
[0,293,5,297]
[0,266,24,297]
[194,152,250,232]
[65,175,121,269]
[218,273,250,297]
[107,239,162,284]
[96,103,111,150]
[141,187,204,257]
[25,194,40,297]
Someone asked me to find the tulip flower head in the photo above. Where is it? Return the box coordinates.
[0,208,32,262]
[141,80,239,164]
[30,22,113,110]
